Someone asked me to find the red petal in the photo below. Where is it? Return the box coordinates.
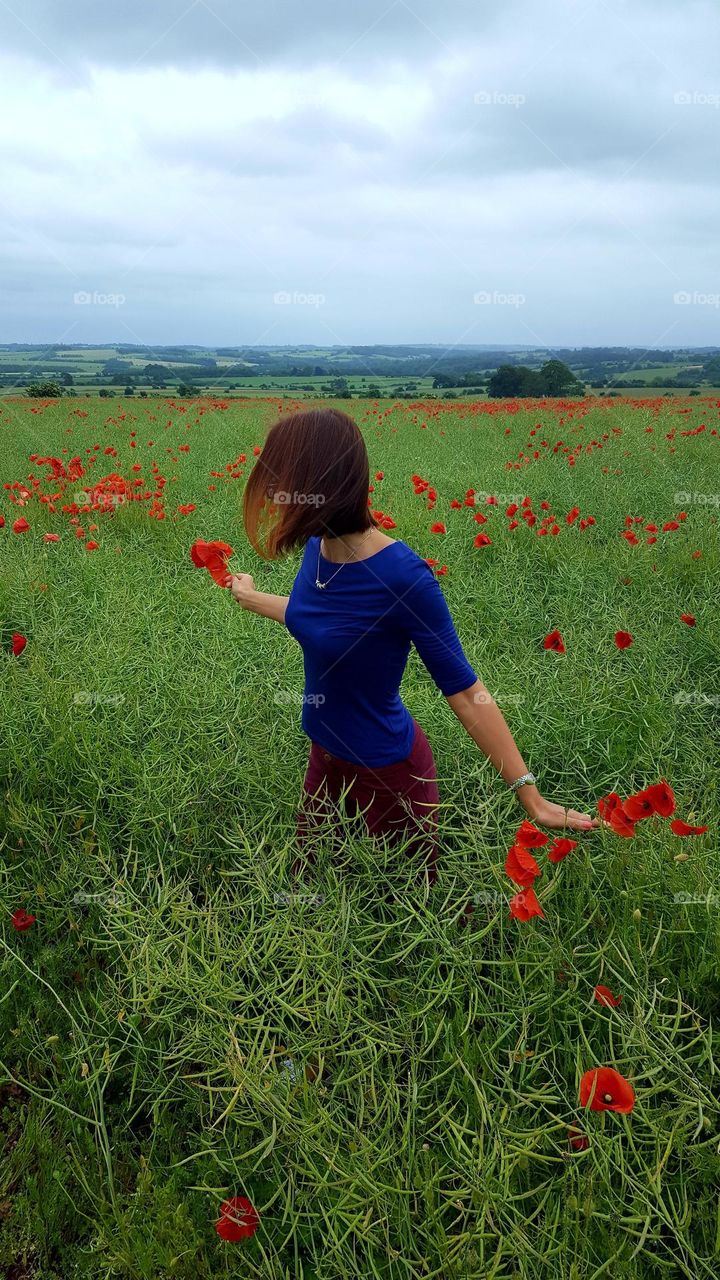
[547,836,577,863]
[515,820,550,849]
[670,819,708,836]
[505,845,542,887]
[594,984,622,1008]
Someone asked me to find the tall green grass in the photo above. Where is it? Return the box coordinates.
[1,395,718,1278]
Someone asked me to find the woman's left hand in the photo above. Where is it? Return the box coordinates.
[519,792,600,832]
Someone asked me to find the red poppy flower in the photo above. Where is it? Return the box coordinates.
[598,791,622,821]
[430,522,446,534]
[505,845,542,887]
[568,1125,589,1151]
[609,807,636,838]
[11,633,27,656]
[11,908,36,932]
[375,471,384,480]
[543,630,565,653]
[622,790,655,822]
[566,506,580,524]
[594,985,622,1008]
[547,836,577,863]
[579,1067,635,1113]
[614,631,633,650]
[662,521,679,532]
[670,819,708,836]
[509,887,544,921]
[12,517,30,534]
[473,512,487,524]
[644,779,675,817]
[215,1195,260,1241]
[679,614,696,626]
[85,541,99,551]
[190,539,234,587]
[515,820,549,849]
[473,532,492,548]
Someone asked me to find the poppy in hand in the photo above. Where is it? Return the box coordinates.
[190,539,234,587]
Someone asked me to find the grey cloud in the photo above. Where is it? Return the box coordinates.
[0,0,500,70]
[144,105,390,176]
[0,0,718,345]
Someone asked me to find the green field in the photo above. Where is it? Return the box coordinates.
[1,393,719,1278]
[3,344,720,401]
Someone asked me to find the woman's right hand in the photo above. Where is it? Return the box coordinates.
[225,572,255,607]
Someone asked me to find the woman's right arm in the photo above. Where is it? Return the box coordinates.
[226,573,289,625]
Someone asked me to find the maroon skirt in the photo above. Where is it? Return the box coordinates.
[295,718,440,884]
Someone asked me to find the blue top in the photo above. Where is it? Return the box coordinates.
[284,535,477,766]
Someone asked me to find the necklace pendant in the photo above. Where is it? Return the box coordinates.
[315,579,326,589]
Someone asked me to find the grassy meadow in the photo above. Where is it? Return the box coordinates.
[0,392,719,1279]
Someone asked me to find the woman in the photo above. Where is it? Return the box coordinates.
[226,407,598,885]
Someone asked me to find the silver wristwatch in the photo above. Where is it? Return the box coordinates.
[509,772,537,793]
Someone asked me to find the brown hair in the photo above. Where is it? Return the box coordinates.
[243,407,377,559]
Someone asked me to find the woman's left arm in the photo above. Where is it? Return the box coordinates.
[399,558,598,833]
[447,680,598,832]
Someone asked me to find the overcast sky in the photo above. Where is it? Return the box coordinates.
[0,0,718,347]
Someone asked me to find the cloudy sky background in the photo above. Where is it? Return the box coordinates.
[0,0,718,347]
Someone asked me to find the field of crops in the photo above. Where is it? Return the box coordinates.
[1,392,719,1279]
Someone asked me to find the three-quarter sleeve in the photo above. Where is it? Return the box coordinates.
[396,556,478,696]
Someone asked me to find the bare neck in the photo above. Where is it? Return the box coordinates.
[320,527,394,563]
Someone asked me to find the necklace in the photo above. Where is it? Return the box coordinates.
[315,529,373,589]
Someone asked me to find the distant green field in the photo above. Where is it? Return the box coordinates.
[2,345,718,402]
